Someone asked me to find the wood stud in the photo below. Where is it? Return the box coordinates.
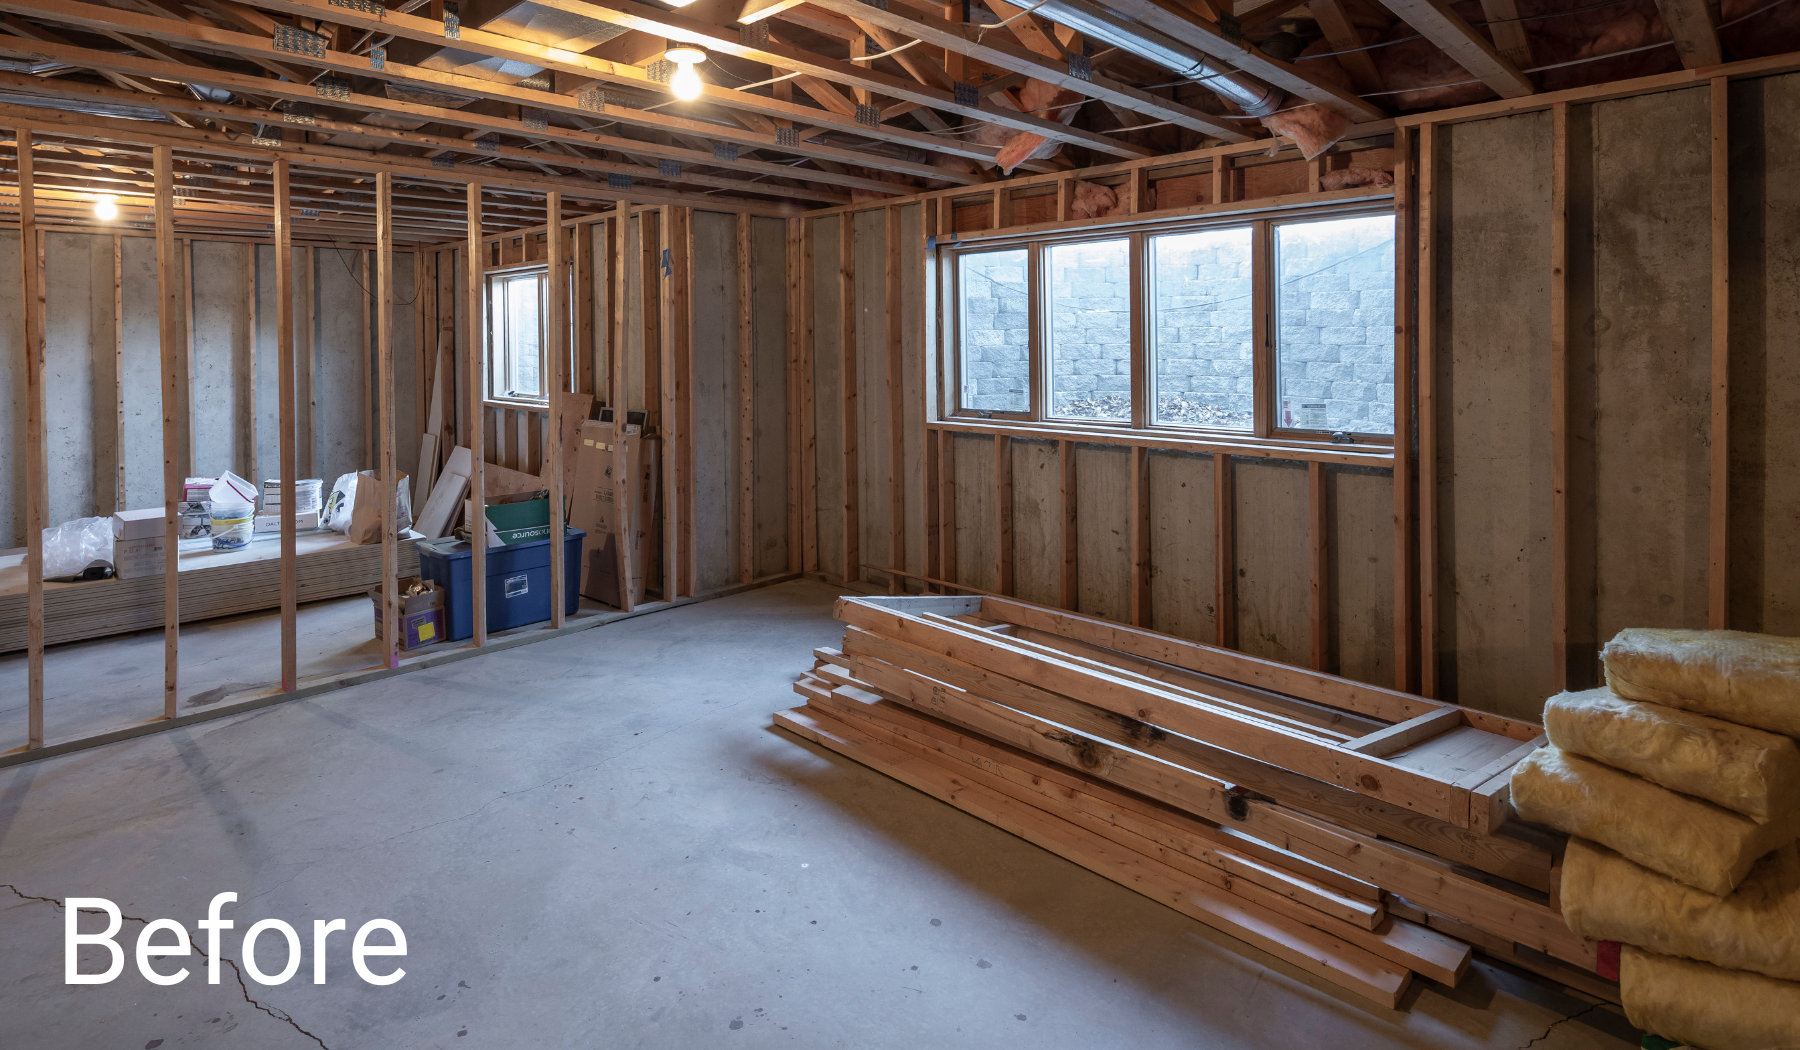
[1708,77,1730,630]
[275,159,298,691]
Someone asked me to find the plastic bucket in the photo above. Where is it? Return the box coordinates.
[210,503,254,550]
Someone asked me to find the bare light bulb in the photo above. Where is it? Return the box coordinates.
[665,46,706,101]
[94,195,117,220]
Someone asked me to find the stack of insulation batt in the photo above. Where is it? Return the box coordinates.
[1510,629,1800,1049]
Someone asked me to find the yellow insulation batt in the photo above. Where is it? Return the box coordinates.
[1544,687,1800,823]
[1510,747,1796,896]
[1622,946,1800,1050]
[1562,838,1800,981]
[1602,629,1800,739]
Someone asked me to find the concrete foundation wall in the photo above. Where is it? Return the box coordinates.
[0,234,418,549]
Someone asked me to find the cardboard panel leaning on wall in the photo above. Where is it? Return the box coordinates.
[854,208,890,586]
[1148,448,1216,644]
[750,215,790,578]
[1075,442,1130,623]
[41,232,110,526]
[690,209,740,593]
[811,215,845,581]
[952,432,997,593]
[1434,110,1556,718]
[1009,437,1059,607]
[1330,465,1394,687]
[1233,457,1308,667]
[189,240,250,482]
[1589,88,1712,648]
[1727,72,1800,636]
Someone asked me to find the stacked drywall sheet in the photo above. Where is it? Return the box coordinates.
[777,594,1585,1009]
[1512,630,1800,1050]
[0,530,421,653]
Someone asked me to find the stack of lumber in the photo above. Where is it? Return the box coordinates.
[1512,629,1800,1049]
[0,530,421,653]
[777,594,1598,1009]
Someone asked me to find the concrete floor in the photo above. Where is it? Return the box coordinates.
[0,579,1638,1049]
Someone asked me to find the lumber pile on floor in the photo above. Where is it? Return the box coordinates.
[777,594,1602,1009]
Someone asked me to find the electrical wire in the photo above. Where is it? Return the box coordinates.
[853,39,923,61]
[977,0,1056,30]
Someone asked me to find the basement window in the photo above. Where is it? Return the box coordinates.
[947,206,1396,444]
[486,268,548,406]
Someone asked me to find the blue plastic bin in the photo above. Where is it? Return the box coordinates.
[415,528,585,641]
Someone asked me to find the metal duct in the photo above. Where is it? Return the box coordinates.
[1029,0,1285,118]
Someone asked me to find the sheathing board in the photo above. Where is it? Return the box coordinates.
[1728,72,1800,634]
[1434,112,1556,717]
[1009,438,1059,606]
[810,217,845,580]
[1330,466,1394,685]
[1232,458,1309,667]
[1074,443,1130,623]
[952,432,996,593]
[1147,449,1215,643]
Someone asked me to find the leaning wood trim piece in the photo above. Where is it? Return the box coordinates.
[776,705,1414,1008]
[1549,105,1570,686]
[466,183,487,646]
[155,141,180,719]
[275,159,297,692]
[1708,77,1729,629]
[376,170,398,669]
[836,600,1468,823]
[840,212,860,585]
[1416,122,1439,698]
[546,191,567,628]
[972,593,1542,739]
[19,127,45,747]
[1342,707,1464,757]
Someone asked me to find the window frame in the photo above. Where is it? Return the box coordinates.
[943,202,1398,452]
[484,263,550,408]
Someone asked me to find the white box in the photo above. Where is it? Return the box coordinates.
[112,537,165,579]
[253,510,320,535]
[113,507,164,541]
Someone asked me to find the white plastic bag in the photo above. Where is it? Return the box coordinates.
[323,472,360,534]
[42,516,114,580]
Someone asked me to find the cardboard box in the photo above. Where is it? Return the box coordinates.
[569,418,658,608]
[112,537,165,579]
[481,494,550,546]
[113,507,164,541]
[253,510,321,534]
[370,578,446,651]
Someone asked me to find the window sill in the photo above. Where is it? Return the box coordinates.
[483,398,549,412]
[930,417,1396,467]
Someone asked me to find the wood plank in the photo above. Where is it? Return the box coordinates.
[886,204,906,593]
[546,192,566,628]
[787,217,805,575]
[1392,125,1416,693]
[1708,77,1729,629]
[274,158,297,691]
[776,705,1414,1007]
[840,210,859,584]
[1214,452,1234,648]
[19,128,45,746]
[837,606,1468,823]
[676,207,697,596]
[801,218,819,575]
[994,434,1013,596]
[939,428,957,585]
[377,170,398,670]
[362,249,372,470]
[1370,0,1535,98]
[738,211,756,585]
[114,233,125,509]
[1476,0,1533,67]
[1131,445,1150,626]
[182,237,194,473]
[1655,0,1722,69]
[1417,122,1439,698]
[1343,707,1464,757]
[1059,439,1077,610]
[1309,460,1327,670]
[1550,105,1570,685]
[467,183,487,646]
[154,141,180,719]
